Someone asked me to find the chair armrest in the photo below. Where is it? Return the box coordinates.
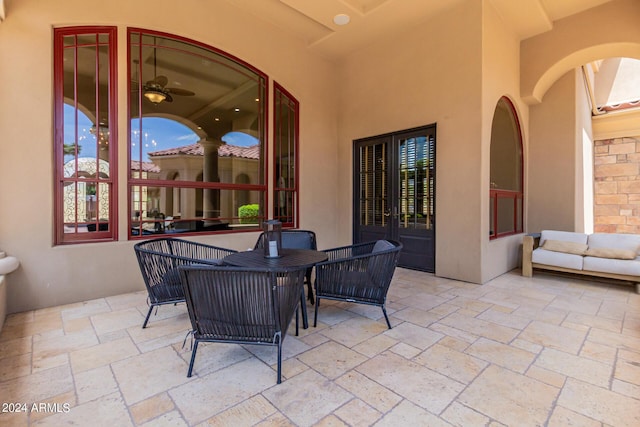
[322,241,376,262]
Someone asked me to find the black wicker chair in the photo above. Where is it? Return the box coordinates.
[134,237,237,328]
[178,265,307,384]
[313,239,402,329]
[254,230,318,303]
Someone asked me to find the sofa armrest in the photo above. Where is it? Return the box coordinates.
[522,233,540,277]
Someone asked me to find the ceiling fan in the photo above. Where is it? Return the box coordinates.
[143,75,195,104]
[141,48,195,104]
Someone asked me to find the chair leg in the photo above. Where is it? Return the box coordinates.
[313,298,320,327]
[295,307,299,336]
[187,341,199,377]
[277,340,282,384]
[142,305,154,329]
[305,269,314,305]
[300,288,308,329]
[381,306,392,329]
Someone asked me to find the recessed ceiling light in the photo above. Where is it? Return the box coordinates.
[333,14,350,26]
[234,108,240,112]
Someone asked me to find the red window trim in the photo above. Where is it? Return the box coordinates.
[489,189,523,239]
[273,82,300,229]
[53,26,118,245]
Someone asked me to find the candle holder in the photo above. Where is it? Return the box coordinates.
[262,220,282,258]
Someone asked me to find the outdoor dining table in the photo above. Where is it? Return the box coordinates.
[223,248,328,329]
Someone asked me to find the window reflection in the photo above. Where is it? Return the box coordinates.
[130,186,265,235]
[56,28,116,243]
[128,30,266,236]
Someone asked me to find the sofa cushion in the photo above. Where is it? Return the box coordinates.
[540,230,588,247]
[584,247,637,260]
[587,233,640,254]
[542,239,587,255]
[583,256,640,277]
[532,248,584,270]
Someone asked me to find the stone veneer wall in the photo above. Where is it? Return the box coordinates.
[594,136,640,233]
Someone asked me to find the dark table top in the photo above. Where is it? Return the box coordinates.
[223,248,328,269]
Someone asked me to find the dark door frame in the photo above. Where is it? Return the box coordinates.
[352,124,436,272]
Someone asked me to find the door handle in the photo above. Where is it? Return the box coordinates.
[383,209,391,217]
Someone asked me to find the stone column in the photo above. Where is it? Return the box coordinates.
[199,139,223,224]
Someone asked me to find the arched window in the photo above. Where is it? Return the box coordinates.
[55,27,299,242]
[128,29,267,236]
[489,97,523,239]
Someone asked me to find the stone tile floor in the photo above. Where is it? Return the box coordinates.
[1,268,640,426]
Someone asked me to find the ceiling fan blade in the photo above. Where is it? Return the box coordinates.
[166,87,195,96]
[152,75,168,87]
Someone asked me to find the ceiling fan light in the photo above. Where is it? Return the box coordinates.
[144,89,166,104]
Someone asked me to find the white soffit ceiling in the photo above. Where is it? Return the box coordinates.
[224,0,615,59]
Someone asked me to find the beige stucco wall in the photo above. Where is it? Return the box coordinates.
[337,0,484,283]
[2,0,640,314]
[521,0,640,236]
[521,0,640,105]
[575,69,595,234]
[0,0,339,312]
[481,1,528,282]
[527,71,580,233]
[337,0,536,284]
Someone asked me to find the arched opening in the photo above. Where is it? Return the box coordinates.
[490,97,523,239]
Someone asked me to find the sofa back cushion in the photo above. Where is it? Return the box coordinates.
[587,233,640,255]
[540,230,588,247]
[542,240,587,255]
[584,247,637,260]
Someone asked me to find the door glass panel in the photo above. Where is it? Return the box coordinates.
[398,135,434,230]
[358,143,387,227]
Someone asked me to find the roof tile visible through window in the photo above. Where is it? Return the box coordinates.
[146,143,260,159]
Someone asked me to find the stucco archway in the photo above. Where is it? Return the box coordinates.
[527,43,640,105]
[520,0,640,104]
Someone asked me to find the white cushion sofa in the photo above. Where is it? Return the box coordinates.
[522,230,640,293]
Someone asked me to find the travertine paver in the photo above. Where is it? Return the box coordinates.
[558,378,640,425]
[1,269,639,426]
[518,320,587,354]
[458,365,559,426]
[357,352,465,414]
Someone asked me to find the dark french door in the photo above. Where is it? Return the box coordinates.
[353,124,436,272]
